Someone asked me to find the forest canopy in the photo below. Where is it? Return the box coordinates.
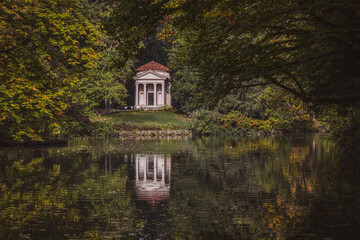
[109,0,360,104]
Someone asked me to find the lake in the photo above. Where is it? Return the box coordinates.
[1,134,359,239]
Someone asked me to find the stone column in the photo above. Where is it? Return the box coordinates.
[153,83,157,106]
[135,83,139,106]
[161,83,165,106]
[167,155,171,183]
[143,83,147,106]
[135,155,139,181]
[154,155,157,182]
[161,160,165,183]
[144,157,147,181]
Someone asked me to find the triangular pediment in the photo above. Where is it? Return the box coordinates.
[134,70,167,80]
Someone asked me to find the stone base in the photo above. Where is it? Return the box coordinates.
[117,130,192,138]
[135,105,171,110]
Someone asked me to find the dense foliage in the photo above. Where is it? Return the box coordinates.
[190,110,222,135]
[109,0,360,139]
[1,0,359,142]
[0,0,129,142]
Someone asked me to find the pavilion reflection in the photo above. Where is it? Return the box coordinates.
[134,154,171,205]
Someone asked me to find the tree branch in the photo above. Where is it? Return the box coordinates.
[286,71,306,96]
[236,81,273,88]
[270,76,303,98]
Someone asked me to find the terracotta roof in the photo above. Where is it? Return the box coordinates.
[136,61,171,72]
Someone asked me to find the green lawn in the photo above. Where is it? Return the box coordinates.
[95,110,191,130]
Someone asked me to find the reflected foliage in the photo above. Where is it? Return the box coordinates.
[0,148,142,239]
[167,135,360,239]
[0,135,359,239]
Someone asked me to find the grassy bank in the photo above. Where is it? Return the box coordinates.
[88,109,318,138]
[93,110,191,132]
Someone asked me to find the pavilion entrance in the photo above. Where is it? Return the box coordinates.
[148,93,154,106]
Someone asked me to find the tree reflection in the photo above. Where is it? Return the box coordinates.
[0,135,359,239]
[0,151,142,239]
[167,135,360,239]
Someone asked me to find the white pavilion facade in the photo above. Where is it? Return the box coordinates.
[133,61,172,109]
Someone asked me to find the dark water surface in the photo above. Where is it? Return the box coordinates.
[1,134,360,239]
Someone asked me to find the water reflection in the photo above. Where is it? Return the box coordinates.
[0,135,359,239]
[135,154,171,204]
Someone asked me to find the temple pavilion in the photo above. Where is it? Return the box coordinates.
[133,61,172,109]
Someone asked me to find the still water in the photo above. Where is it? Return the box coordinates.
[1,134,360,239]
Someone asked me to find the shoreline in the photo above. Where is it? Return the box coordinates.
[113,129,192,137]
[0,128,322,147]
[0,139,68,147]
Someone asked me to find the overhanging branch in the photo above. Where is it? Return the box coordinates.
[237,81,273,88]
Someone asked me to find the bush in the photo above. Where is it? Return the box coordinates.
[190,110,222,135]
[221,111,276,135]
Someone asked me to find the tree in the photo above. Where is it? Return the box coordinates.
[0,0,101,141]
[0,0,132,142]
[77,0,132,110]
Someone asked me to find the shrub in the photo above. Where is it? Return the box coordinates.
[221,111,276,134]
[190,110,222,135]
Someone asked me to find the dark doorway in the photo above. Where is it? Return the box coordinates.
[148,93,154,105]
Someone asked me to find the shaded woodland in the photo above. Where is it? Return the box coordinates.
[1,0,359,145]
